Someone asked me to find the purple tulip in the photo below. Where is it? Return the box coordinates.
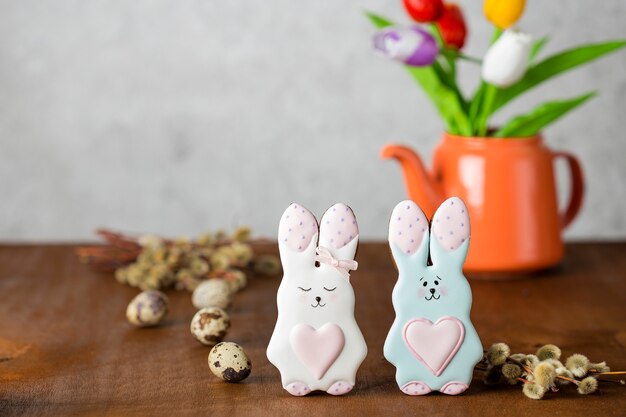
[373,26,439,67]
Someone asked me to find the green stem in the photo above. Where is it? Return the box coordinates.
[430,22,470,116]
[468,82,486,134]
[477,84,497,137]
[491,27,503,43]
[449,58,456,80]
[429,22,446,47]
[442,49,483,64]
[472,27,503,136]
[430,23,457,78]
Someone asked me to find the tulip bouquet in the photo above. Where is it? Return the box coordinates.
[368,0,625,137]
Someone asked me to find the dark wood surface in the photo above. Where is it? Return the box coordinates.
[1,242,625,416]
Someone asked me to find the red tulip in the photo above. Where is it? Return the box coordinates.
[403,0,444,23]
[436,3,467,49]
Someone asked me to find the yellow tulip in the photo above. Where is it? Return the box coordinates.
[484,0,526,29]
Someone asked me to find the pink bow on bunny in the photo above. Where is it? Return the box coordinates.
[315,246,358,279]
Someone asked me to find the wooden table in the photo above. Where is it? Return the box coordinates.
[1,243,625,416]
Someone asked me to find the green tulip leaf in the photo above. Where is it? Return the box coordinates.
[364,11,393,29]
[493,40,626,113]
[529,36,549,63]
[365,11,471,135]
[493,92,596,138]
[406,66,472,135]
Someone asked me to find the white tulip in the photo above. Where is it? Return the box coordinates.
[482,29,532,88]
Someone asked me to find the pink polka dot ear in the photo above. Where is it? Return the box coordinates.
[278,203,319,252]
[431,197,470,252]
[388,200,428,255]
[319,203,358,249]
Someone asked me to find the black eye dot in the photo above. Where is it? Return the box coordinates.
[422,281,428,287]
[434,280,439,285]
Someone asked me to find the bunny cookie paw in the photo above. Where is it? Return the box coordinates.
[401,381,432,396]
[267,203,367,396]
[327,381,354,396]
[284,382,311,397]
[440,381,469,395]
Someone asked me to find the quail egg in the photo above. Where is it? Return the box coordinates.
[126,290,168,327]
[208,342,251,383]
[190,307,231,346]
[192,279,232,309]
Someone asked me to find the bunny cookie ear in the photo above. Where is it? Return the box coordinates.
[278,203,319,272]
[430,197,470,267]
[318,203,359,262]
[388,200,430,267]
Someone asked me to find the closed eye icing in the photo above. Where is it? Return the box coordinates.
[298,287,312,292]
[323,287,337,291]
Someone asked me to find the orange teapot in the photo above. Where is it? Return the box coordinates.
[382,133,584,273]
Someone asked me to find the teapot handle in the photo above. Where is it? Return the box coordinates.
[552,151,584,230]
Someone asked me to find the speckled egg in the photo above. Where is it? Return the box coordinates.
[208,342,252,383]
[192,279,232,309]
[126,290,168,327]
[190,307,231,346]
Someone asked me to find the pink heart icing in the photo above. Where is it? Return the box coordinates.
[290,323,345,380]
[402,316,465,376]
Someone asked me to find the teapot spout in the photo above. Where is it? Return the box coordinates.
[381,144,444,218]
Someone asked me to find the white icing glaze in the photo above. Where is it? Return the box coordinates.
[267,203,367,395]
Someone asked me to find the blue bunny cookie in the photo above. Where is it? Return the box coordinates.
[384,197,483,395]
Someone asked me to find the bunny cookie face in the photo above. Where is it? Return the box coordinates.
[267,203,367,396]
[384,197,483,396]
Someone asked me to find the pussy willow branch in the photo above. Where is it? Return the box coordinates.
[76,228,274,272]
[591,371,626,376]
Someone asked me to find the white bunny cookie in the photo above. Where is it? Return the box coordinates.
[384,197,483,395]
[267,203,367,396]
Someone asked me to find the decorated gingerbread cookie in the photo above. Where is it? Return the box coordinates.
[384,197,483,395]
[266,203,367,396]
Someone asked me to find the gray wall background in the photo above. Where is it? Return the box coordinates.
[1,0,625,241]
